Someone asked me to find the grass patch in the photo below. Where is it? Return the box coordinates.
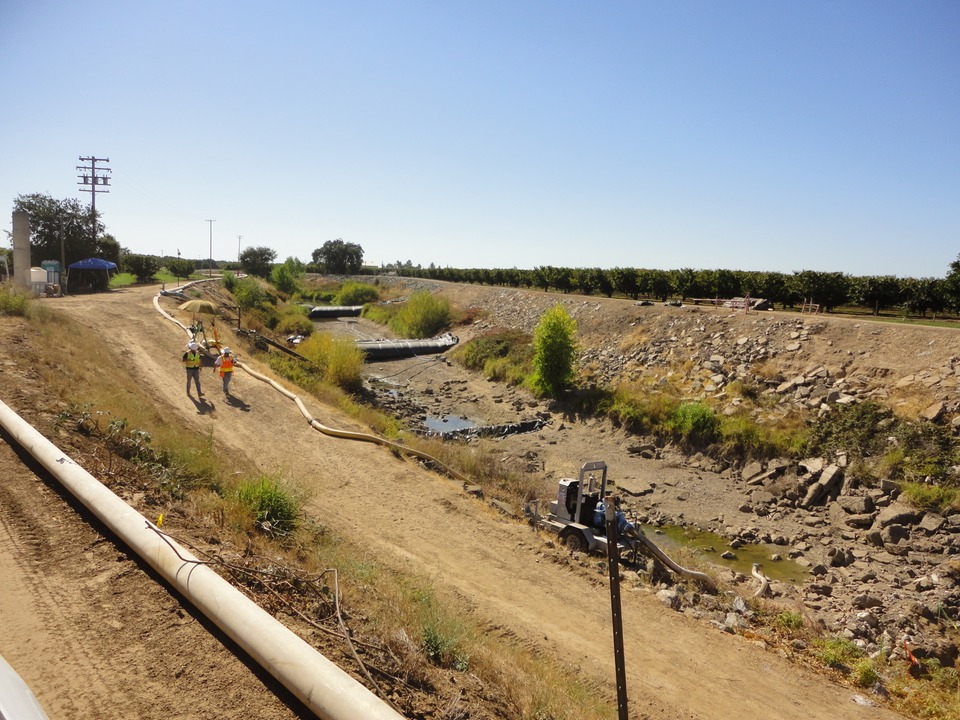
[899,481,960,514]
[719,410,810,461]
[234,473,303,538]
[813,636,864,670]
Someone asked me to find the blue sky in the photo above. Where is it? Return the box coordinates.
[2,1,957,278]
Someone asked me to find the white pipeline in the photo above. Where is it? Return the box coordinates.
[0,399,404,720]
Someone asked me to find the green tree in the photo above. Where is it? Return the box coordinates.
[529,304,578,397]
[13,193,115,267]
[123,254,161,283]
[312,239,364,274]
[671,268,698,300]
[944,254,960,313]
[902,277,946,318]
[167,258,195,280]
[791,270,850,312]
[240,246,277,278]
[610,267,640,299]
[851,275,902,316]
[270,256,304,295]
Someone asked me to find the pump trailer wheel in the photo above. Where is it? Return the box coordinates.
[560,527,587,553]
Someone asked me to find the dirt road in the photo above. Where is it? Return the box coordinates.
[0,282,903,719]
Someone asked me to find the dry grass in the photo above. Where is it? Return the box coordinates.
[888,386,939,421]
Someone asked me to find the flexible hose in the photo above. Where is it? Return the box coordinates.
[632,532,717,592]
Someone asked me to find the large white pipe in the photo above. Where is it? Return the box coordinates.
[0,398,404,720]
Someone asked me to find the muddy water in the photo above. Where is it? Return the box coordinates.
[642,523,809,584]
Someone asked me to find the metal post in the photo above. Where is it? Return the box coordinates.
[605,503,629,720]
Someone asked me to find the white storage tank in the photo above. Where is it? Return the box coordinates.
[30,267,47,295]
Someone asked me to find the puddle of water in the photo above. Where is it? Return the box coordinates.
[424,415,476,432]
[641,523,809,584]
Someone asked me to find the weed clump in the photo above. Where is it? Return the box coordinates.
[235,474,302,537]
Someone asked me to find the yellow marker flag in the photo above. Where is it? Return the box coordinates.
[157,514,164,527]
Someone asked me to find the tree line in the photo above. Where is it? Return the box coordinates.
[387,262,960,318]
[6,192,958,317]
[3,193,364,283]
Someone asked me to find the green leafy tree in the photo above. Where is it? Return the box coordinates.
[529,304,578,397]
[240,246,277,278]
[944,254,960,313]
[123,254,161,283]
[312,239,364,274]
[13,193,116,267]
[671,268,699,300]
[902,277,946,318]
[851,275,902,316]
[647,269,674,301]
[591,268,614,297]
[167,258,195,280]
[610,267,640,299]
[791,270,850,312]
[270,256,304,295]
[572,268,597,296]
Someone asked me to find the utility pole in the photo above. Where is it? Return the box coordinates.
[237,235,242,263]
[205,219,215,277]
[77,156,111,252]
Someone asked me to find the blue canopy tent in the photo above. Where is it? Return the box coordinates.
[67,257,118,293]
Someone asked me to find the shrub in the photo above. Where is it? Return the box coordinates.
[852,658,881,688]
[276,306,314,337]
[773,611,805,633]
[271,262,301,295]
[233,277,273,310]
[528,304,578,398]
[666,402,720,446]
[390,291,450,338]
[0,284,29,316]
[336,282,379,306]
[808,401,892,459]
[453,330,533,385]
[222,271,237,291]
[296,331,365,392]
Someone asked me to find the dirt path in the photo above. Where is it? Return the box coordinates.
[0,282,903,719]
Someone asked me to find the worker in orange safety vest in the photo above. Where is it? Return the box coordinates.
[214,347,236,396]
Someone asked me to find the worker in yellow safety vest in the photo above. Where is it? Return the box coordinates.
[214,347,236,396]
[182,341,204,398]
